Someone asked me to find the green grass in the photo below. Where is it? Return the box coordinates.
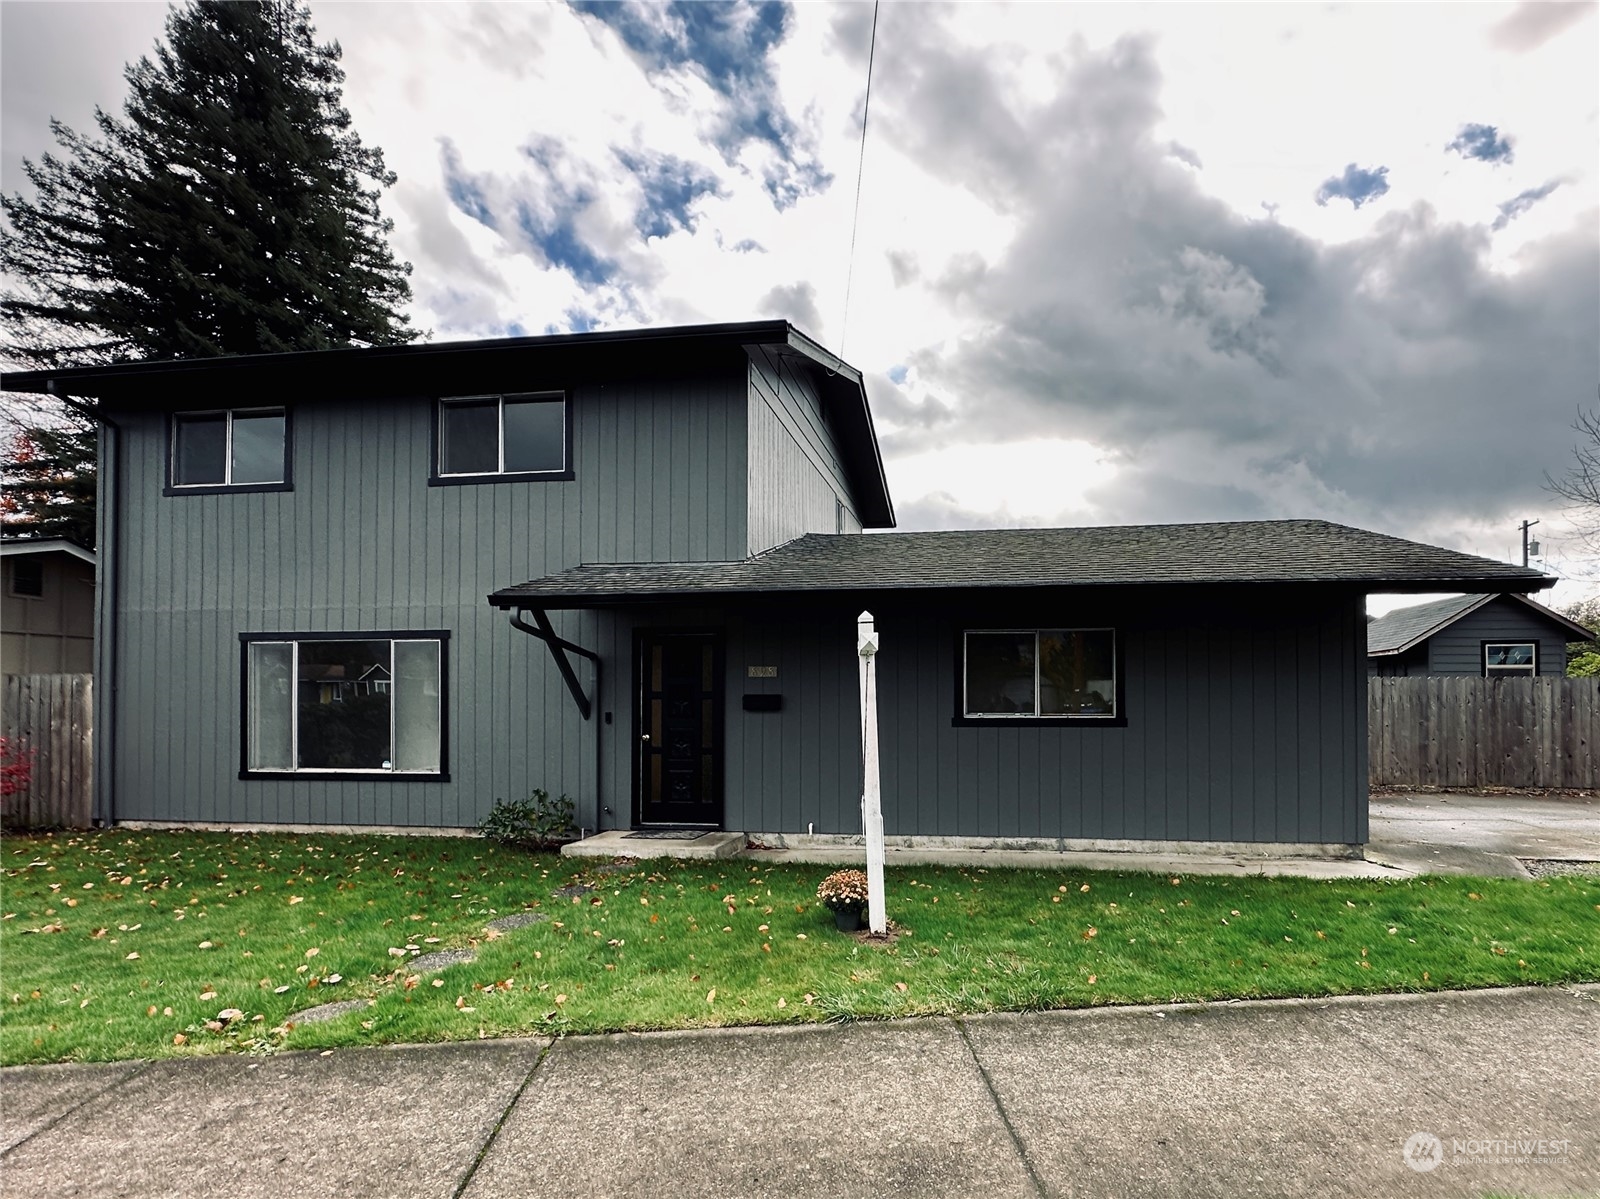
[2,829,1596,1066]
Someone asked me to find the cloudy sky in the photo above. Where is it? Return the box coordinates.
[3,0,1597,603]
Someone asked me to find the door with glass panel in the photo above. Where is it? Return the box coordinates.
[636,632,723,827]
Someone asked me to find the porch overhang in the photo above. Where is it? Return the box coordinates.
[487,521,1555,612]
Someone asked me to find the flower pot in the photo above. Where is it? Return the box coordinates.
[834,906,862,932]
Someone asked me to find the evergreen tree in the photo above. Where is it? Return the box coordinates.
[0,418,97,548]
[1,0,415,367]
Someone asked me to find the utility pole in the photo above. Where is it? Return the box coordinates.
[1520,519,1540,568]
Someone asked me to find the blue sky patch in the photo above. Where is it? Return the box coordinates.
[1448,123,1514,164]
[572,0,830,209]
[515,203,615,288]
[441,140,496,229]
[1314,164,1390,209]
[1493,179,1562,230]
[887,364,909,385]
[617,150,724,239]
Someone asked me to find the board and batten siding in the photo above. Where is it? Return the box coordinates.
[717,587,1368,847]
[746,346,862,554]
[1426,599,1572,676]
[100,372,747,829]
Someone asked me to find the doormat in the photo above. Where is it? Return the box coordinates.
[623,829,711,840]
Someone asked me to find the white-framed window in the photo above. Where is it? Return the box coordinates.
[243,633,446,776]
[1483,642,1537,677]
[963,629,1117,718]
[436,392,568,479]
[170,408,288,489]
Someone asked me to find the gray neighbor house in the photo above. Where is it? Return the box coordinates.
[2,320,1554,856]
[1367,593,1592,677]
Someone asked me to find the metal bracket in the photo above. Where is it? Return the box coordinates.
[510,607,598,720]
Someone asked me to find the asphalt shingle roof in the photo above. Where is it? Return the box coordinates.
[489,519,1551,608]
[1365,594,1487,654]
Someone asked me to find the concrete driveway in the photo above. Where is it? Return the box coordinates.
[1368,791,1600,877]
[3,985,1596,1198]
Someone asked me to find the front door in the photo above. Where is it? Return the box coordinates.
[636,631,723,827]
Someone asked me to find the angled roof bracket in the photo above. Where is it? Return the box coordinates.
[510,607,598,720]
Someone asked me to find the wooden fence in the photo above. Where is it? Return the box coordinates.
[1369,676,1598,789]
[1,674,93,829]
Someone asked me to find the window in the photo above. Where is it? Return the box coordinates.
[242,633,447,777]
[963,629,1116,718]
[1483,642,1536,677]
[8,558,44,598]
[436,392,568,480]
[170,409,288,490]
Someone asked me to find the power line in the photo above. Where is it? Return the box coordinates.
[839,1,879,360]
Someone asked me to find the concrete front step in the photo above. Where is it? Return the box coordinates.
[560,830,745,861]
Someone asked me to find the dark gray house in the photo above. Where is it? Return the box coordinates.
[1367,593,1591,677]
[2,321,1554,855]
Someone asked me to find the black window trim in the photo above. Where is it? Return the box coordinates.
[429,390,574,486]
[238,629,451,782]
[951,626,1127,728]
[164,407,294,497]
[1481,639,1538,678]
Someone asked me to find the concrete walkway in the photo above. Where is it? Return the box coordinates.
[1369,791,1600,877]
[3,985,1596,1198]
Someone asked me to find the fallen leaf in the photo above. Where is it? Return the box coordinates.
[172,1033,187,1046]
[199,990,218,1001]
[304,947,320,958]
[777,997,787,1009]
[274,986,290,994]
[198,941,214,950]
[893,982,908,993]
[432,979,445,988]
[706,988,717,1004]
[218,1008,243,1022]
[146,1005,158,1017]
[288,896,303,905]
[125,952,140,960]
[1079,884,1090,892]
[325,974,342,984]
[163,1006,173,1017]
[1088,974,1098,985]
[555,993,568,1004]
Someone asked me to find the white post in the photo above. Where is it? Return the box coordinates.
[857,610,887,934]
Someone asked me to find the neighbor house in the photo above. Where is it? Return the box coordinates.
[1,538,96,674]
[1367,593,1592,677]
[1,321,1554,855]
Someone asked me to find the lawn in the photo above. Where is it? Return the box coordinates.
[2,829,1596,1066]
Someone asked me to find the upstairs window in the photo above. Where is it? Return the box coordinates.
[170,409,288,490]
[436,392,569,482]
[963,629,1117,719]
[1483,642,1536,677]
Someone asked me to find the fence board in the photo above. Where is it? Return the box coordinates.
[1369,676,1599,789]
[2,673,93,829]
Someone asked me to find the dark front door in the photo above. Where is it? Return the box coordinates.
[637,631,723,827]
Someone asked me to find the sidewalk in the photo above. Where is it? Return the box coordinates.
[3,985,1596,1198]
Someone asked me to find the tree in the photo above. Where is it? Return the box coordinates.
[1,0,415,368]
[1559,595,1600,678]
[1,416,97,547]
[1546,405,1600,553]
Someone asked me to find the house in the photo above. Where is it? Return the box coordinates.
[1367,593,1592,677]
[0,321,1554,855]
[1,539,96,674]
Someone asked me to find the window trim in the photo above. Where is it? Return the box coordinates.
[164,407,293,496]
[429,391,574,486]
[1481,640,1538,678]
[8,558,45,599]
[953,627,1126,727]
[237,630,451,782]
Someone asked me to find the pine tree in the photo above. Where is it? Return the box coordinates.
[1,417,97,547]
[2,0,415,366]
[2,1,416,541]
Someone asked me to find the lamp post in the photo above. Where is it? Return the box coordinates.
[857,611,886,934]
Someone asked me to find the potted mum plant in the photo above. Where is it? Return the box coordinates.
[817,868,870,932]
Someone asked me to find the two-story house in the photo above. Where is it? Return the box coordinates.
[2,321,1553,855]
